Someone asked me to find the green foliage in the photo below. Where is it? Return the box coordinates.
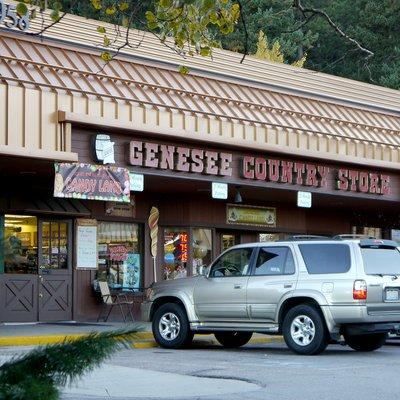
[0,329,138,400]
[254,30,306,67]
[17,1,400,88]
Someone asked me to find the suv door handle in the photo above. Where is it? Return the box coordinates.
[234,284,243,289]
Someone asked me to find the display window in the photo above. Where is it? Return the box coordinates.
[192,228,213,275]
[97,222,142,290]
[163,228,189,280]
[352,226,382,239]
[2,215,38,274]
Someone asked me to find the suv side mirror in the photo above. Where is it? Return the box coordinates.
[198,265,209,277]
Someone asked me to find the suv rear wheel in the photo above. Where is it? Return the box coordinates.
[282,304,329,355]
[214,332,253,348]
[344,333,387,352]
[152,303,194,349]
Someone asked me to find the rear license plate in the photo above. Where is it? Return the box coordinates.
[385,289,399,302]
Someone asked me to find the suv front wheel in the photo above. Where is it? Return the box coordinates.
[282,304,329,355]
[152,303,194,349]
[344,333,387,352]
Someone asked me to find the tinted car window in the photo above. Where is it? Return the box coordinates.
[209,248,253,277]
[255,247,295,276]
[362,247,400,275]
[299,244,350,274]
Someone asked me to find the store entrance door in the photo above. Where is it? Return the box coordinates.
[219,232,240,253]
[38,220,73,322]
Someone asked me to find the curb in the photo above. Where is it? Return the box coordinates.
[0,332,283,347]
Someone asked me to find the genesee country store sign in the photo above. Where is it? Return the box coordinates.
[128,140,392,196]
[54,163,130,203]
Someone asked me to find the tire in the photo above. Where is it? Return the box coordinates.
[344,333,387,352]
[152,303,194,349]
[214,331,253,348]
[282,304,329,355]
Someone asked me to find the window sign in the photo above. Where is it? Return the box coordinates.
[130,173,144,192]
[297,191,312,208]
[76,219,98,269]
[163,229,188,280]
[97,222,141,290]
[212,182,228,199]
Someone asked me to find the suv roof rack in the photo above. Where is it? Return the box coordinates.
[286,235,331,241]
[332,234,375,240]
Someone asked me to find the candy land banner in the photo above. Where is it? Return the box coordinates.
[54,163,130,203]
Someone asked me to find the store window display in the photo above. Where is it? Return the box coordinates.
[2,215,38,274]
[97,222,142,290]
[192,228,212,275]
[163,228,189,280]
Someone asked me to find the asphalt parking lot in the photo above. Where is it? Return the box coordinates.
[2,339,400,400]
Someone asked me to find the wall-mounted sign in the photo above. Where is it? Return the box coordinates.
[129,141,232,176]
[212,182,228,199]
[297,191,312,208]
[227,204,276,227]
[124,139,392,197]
[129,172,144,192]
[54,163,130,203]
[0,1,29,32]
[92,134,115,164]
[241,157,391,195]
[75,219,98,269]
[105,200,135,218]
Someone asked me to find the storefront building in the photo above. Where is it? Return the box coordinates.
[0,5,400,322]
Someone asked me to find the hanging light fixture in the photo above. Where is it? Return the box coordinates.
[234,186,243,204]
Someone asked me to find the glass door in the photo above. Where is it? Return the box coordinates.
[38,219,72,322]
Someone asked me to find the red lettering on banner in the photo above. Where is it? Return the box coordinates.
[294,163,305,185]
[369,173,380,194]
[358,172,369,193]
[220,153,233,176]
[159,145,175,170]
[381,175,391,195]
[268,159,280,182]
[205,151,218,175]
[191,149,204,173]
[255,158,267,180]
[348,170,359,191]
[242,156,255,179]
[145,142,159,168]
[317,166,330,188]
[337,169,349,190]
[305,164,318,187]
[280,162,293,184]
[129,141,143,166]
[176,147,190,172]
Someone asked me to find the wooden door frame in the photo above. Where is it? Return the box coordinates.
[37,218,73,321]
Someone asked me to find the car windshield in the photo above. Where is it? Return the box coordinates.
[361,247,400,275]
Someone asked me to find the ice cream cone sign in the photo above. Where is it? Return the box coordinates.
[148,207,159,282]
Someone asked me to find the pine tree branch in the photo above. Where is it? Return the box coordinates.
[292,0,374,59]
[238,1,248,64]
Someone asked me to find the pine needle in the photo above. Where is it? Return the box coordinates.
[0,329,138,400]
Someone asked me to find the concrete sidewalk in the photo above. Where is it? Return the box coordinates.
[0,321,283,347]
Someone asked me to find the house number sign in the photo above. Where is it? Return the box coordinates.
[0,1,30,32]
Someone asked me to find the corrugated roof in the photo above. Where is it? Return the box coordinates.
[0,32,399,149]
[3,2,399,115]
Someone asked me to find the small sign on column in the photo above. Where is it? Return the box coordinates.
[212,182,228,199]
[297,191,312,208]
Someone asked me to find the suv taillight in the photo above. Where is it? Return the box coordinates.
[353,280,367,300]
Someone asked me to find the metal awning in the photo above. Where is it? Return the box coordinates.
[0,197,91,217]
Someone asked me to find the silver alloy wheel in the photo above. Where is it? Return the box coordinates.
[159,312,181,341]
[290,315,316,346]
